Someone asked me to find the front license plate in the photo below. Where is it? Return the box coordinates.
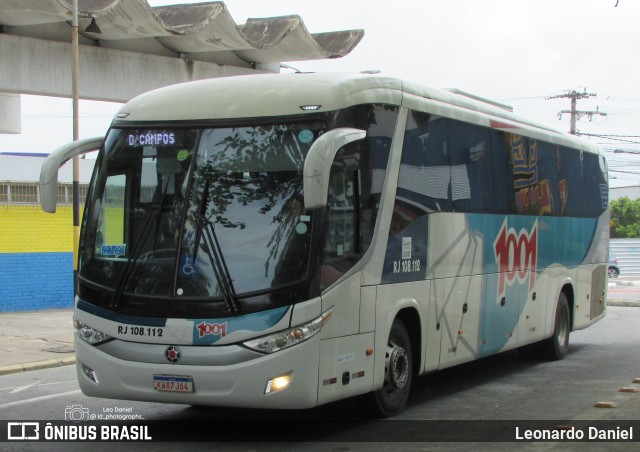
[153,375,194,393]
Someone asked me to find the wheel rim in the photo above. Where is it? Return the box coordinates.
[385,340,409,390]
[556,306,569,346]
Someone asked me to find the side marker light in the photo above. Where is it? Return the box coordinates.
[265,373,292,394]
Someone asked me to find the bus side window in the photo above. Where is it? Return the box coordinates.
[447,120,491,213]
[95,174,126,257]
[558,146,584,216]
[399,112,452,212]
[321,150,360,290]
[582,151,608,217]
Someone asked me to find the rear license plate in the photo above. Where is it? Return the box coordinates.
[153,375,194,393]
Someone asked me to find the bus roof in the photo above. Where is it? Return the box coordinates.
[117,72,402,122]
[115,72,599,154]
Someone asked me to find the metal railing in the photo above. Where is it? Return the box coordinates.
[0,181,88,208]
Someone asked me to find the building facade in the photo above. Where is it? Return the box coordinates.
[0,154,94,311]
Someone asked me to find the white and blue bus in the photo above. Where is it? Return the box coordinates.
[41,72,609,417]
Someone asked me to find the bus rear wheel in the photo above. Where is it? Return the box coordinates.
[520,292,570,361]
[363,319,412,418]
[540,292,570,360]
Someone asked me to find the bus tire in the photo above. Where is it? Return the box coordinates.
[539,292,570,361]
[363,318,412,418]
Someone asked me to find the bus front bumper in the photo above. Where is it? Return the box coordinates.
[75,335,321,409]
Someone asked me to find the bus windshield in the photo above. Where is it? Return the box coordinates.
[79,122,325,304]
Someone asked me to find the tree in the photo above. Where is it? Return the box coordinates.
[610,196,640,238]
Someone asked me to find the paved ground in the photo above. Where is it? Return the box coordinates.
[0,278,638,376]
[0,308,75,375]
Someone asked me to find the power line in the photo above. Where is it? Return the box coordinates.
[604,109,640,116]
[600,143,640,148]
[497,95,548,101]
[587,135,640,145]
[582,133,640,145]
[605,95,640,101]
[589,134,640,138]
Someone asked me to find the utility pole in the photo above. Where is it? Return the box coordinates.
[547,89,607,135]
[72,0,80,295]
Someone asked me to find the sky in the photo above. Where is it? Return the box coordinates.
[1,0,639,187]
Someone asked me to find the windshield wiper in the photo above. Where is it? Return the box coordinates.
[193,178,240,313]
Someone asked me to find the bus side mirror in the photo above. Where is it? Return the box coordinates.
[40,136,104,213]
[303,128,366,210]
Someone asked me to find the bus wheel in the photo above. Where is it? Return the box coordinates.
[539,292,570,361]
[365,319,412,418]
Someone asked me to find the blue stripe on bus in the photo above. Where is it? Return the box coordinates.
[189,306,289,345]
[381,213,599,356]
[466,215,598,272]
[467,214,598,356]
[77,298,290,345]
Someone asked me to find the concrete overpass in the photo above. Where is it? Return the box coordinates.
[0,0,364,133]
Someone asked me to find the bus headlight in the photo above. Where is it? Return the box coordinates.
[242,307,333,354]
[74,319,112,345]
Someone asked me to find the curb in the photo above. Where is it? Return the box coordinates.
[614,280,640,286]
[608,300,640,307]
[0,356,76,376]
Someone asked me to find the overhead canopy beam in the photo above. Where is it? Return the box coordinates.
[0,0,363,127]
[0,1,363,102]
[0,33,263,103]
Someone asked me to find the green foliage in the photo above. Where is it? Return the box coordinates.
[610,196,640,238]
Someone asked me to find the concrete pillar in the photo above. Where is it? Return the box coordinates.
[0,93,20,134]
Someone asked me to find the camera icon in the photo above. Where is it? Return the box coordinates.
[65,404,89,422]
